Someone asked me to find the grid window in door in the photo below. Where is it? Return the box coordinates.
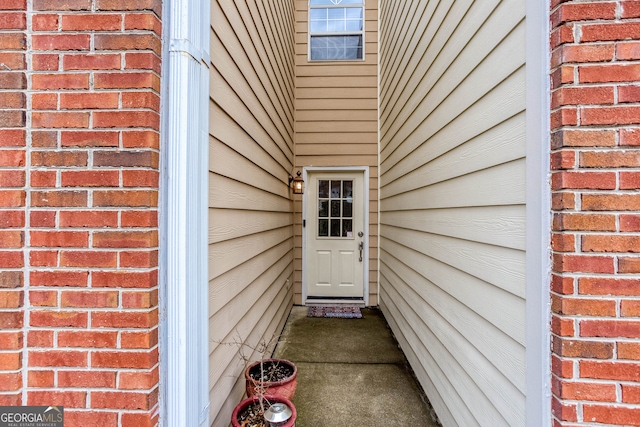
[318,179,353,238]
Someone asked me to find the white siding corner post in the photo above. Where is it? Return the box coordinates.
[525,0,552,425]
[160,0,211,426]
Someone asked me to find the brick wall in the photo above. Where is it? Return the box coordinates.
[0,1,162,425]
[0,0,27,409]
[550,1,640,425]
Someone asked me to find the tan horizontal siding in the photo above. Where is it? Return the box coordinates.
[296,132,378,144]
[295,143,378,156]
[296,64,378,77]
[296,109,377,122]
[296,86,377,99]
[296,155,378,167]
[210,279,292,427]
[296,120,377,133]
[379,0,527,425]
[297,76,377,88]
[209,0,295,425]
[296,98,377,110]
[293,0,379,305]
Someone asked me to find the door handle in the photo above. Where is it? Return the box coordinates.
[358,241,363,262]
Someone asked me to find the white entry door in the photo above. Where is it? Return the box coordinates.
[306,171,365,299]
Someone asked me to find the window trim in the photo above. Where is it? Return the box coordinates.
[308,0,366,62]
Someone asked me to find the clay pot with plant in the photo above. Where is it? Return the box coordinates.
[219,332,298,427]
[245,358,297,400]
[231,394,297,427]
[235,356,298,426]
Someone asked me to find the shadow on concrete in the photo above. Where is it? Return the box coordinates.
[273,306,441,427]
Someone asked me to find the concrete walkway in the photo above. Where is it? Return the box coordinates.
[273,306,440,427]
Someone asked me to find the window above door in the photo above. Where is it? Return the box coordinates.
[309,0,364,61]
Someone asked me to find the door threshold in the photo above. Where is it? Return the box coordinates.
[304,299,366,307]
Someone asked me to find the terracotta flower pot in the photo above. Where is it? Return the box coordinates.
[245,358,298,400]
[231,395,297,427]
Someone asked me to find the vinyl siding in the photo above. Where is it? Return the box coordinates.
[294,0,379,305]
[208,1,295,425]
[378,0,527,425]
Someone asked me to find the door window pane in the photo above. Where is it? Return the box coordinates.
[319,200,328,217]
[331,200,341,217]
[342,180,352,198]
[330,219,341,237]
[319,219,329,237]
[342,219,352,237]
[342,200,352,217]
[319,180,329,198]
[331,180,341,198]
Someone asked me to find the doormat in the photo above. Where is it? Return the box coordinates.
[307,306,362,319]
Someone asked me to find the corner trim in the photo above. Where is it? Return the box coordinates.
[160,0,210,425]
[525,0,552,424]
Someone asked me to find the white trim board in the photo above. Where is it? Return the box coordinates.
[301,166,370,306]
[525,0,552,424]
[160,0,210,425]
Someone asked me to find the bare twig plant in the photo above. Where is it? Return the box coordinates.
[215,331,293,426]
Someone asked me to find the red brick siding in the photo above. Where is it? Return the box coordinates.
[0,1,161,425]
[551,1,640,426]
[0,0,26,408]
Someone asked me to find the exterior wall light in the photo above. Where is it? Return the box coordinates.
[289,171,304,194]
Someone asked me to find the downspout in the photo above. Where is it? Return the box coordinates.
[160,0,211,425]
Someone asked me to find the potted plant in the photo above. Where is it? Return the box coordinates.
[231,394,297,427]
[245,358,297,400]
[219,332,298,426]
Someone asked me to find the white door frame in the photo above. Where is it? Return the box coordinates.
[302,166,370,306]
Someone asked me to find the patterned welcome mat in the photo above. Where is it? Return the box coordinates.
[307,306,362,319]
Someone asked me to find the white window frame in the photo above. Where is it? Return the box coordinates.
[308,0,366,62]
